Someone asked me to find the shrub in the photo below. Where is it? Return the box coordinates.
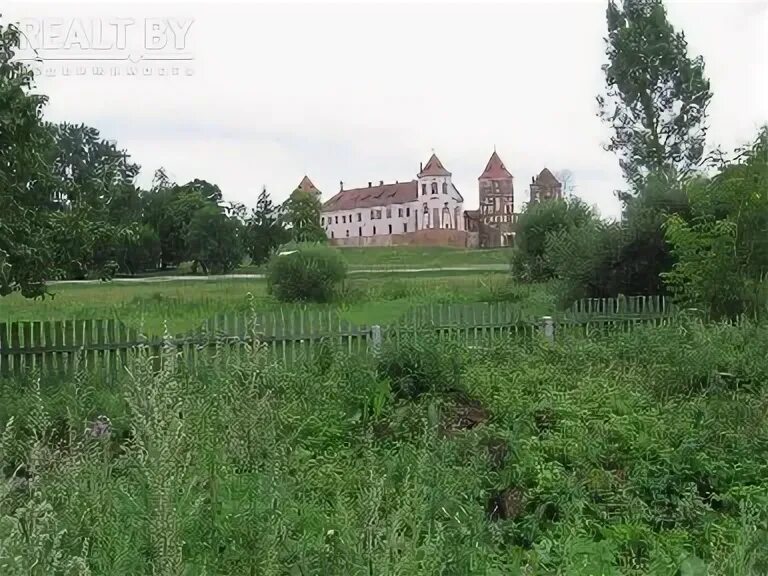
[266,245,347,302]
[511,197,597,282]
[376,335,463,400]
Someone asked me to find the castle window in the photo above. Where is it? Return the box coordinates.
[431,182,438,195]
[346,229,350,237]
[335,215,338,224]
[342,215,346,223]
[388,224,392,234]
[373,226,377,235]
[421,184,426,195]
[359,226,362,236]
[442,182,447,194]
[321,217,325,225]
[386,207,391,218]
[423,202,428,213]
[398,208,403,217]
[403,223,408,233]
[357,213,362,222]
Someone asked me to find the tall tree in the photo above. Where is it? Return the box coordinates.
[0,19,57,297]
[142,176,222,268]
[48,122,140,214]
[598,0,712,191]
[186,204,244,275]
[245,187,289,265]
[282,189,326,244]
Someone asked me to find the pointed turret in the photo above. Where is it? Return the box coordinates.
[296,175,321,198]
[479,151,513,180]
[418,153,451,177]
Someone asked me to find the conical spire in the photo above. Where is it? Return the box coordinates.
[479,151,513,179]
[418,153,451,177]
[296,175,321,195]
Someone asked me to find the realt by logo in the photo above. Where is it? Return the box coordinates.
[15,17,195,78]
[17,17,194,62]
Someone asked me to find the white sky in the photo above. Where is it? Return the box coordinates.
[6,0,768,218]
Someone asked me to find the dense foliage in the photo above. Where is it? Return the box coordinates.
[283,189,327,244]
[267,245,347,302]
[243,187,290,266]
[510,198,595,282]
[0,22,57,297]
[664,129,768,320]
[1,322,767,573]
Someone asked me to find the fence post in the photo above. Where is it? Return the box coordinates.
[541,316,555,343]
[371,325,382,355]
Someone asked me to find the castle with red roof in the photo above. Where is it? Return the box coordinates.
[297,151,562,248]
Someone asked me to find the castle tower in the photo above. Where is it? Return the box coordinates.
[416,153,463,230]
[529,168,562,204]
[478,151,514,218]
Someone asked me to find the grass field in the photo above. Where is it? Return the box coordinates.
[161,246,512,275]
[2,322,767,574]
[0,271,554,335]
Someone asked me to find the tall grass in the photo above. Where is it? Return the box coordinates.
[1,321,767,574]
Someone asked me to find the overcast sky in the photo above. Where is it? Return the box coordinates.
[7,0,768,218]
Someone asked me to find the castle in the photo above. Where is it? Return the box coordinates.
[299,151,562,248]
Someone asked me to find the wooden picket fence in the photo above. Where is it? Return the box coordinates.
[0,296,677,377]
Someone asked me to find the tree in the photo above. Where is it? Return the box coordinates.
[186,204,244,275]
[282,189,326,244]
[598,0,712,191]
[0,19,57,297]
[510,197,596,281]
[244,187,289,266]
[47,122,140,214]
[664,128,768,320]
[142,175,222,268]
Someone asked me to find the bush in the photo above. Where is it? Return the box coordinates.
[376,335,463,399]
[511,198,596,282]
[266,245,347,302]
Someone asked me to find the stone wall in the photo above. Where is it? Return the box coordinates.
[329,228,470,248]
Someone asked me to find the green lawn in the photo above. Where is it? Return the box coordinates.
[161,246,512,275]
[1,271,553,335]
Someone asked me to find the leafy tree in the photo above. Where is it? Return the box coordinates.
[664,128,768,319]
[47,208,135,280]
[186,204,244,275]
[47,122,140,215]
[511,197,596,281]
[598,0,712,190]
[119,224,162,275]
[283,189,326,244]
[142,176,222,268]
[244,187,289,266]
[0,19,57,297]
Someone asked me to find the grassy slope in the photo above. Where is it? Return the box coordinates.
[2,322,767,573]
